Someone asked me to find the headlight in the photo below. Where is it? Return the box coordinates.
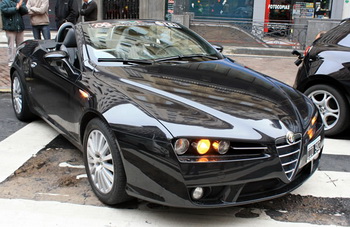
[195,139,211,155]
[174,138,190,155]
[212,140,230,154]
[173,138,231,156]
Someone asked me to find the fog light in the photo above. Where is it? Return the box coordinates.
[192,187,204,200]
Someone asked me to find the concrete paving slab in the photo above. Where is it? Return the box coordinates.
[0,198,333,227]
[0,120,58,183]
[292,171,350,198]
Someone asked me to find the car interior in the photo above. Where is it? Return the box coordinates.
[59,28,78,65]
[55,23,80,69]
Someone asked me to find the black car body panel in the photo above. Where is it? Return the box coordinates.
[293,19,350,135]
[11,20,324,208]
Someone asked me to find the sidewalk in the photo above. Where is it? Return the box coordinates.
[0,31,54,92]
[0,47,9,92]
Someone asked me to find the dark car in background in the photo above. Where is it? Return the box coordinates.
[293,19,350,137]
[11,20,324,208]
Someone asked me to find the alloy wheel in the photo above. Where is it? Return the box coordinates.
[308,90,339,131]
[12,76,23,115]
[86,129,115,193]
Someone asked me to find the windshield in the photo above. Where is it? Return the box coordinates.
[81,21,221,64]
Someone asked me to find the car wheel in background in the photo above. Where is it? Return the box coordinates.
[11,71,35,121]
[83,118,131,205]
[305,84,349,136]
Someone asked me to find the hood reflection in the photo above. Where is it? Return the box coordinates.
[91,59,300,136]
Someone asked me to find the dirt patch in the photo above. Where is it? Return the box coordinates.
[241,194,350,226]
[0,143,103,206]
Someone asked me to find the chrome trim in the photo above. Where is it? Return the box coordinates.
[276,133,302,181]
[278,149,300,158]
[231,146,268,150]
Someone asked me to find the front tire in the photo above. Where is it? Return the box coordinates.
[83,118,130,205]
[305,84,349,136]
[11,71,35,121]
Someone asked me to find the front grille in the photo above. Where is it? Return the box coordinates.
[276,134,302,180]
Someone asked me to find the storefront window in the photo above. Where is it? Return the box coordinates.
[166,0,175,20]
[267,0,292,22]
[189,0,254,19]
[293,0,332,19]
[265,0,333,23]
[314,0,332,18]
[293,1,315,19]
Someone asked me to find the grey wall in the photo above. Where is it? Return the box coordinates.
[331,0,344,20]
[139,0,166,20]
[306,19,341,46]
[96,0,103,20]
[253,0,266,22]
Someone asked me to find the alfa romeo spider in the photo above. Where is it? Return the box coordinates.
[10,20,324,208]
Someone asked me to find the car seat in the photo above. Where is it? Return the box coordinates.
[60,28,78,65]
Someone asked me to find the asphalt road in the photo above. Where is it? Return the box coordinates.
[0,93,27,141]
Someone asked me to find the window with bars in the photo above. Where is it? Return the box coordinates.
[103,0,139,20]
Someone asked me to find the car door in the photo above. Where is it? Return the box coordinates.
[28,48,84,143]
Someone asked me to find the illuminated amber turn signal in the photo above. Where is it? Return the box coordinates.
[79,89,89,99]
[212,141,219,151]
[307,128,315,140]
[311,116,317,126]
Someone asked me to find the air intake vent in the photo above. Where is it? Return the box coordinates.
[276,134,302,180]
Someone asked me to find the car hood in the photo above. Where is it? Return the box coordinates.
[96,59,307,141]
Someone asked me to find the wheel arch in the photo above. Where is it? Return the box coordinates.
[79,111,108,146]
[10,68,38,121]
[297,75,350,105]
[10,67,16,79]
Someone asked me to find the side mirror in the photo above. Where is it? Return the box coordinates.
[292,49,301,57]
[212,44,224,53]
[291,49,304,66]
[44,51,81,81]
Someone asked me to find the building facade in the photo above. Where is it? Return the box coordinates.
[169,0,350,22]
[4,0,350,30]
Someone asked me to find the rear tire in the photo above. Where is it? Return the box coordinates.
[11,71,36,121]
[83,118,131,205]
[305,84,349,136]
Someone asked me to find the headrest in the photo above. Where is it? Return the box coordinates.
[63,29,77,48]
[56,22,74,42]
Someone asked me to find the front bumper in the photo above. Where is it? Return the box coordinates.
[118,127,324,208]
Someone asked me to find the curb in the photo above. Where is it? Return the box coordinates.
[0,89,10,93]
[226,47,300,57]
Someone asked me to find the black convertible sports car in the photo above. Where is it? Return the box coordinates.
[11,20,324,208]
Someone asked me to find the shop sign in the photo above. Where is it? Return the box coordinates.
[268,4,290,10]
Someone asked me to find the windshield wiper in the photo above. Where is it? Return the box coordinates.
[154,54,219,62]
[97,58,153,65]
